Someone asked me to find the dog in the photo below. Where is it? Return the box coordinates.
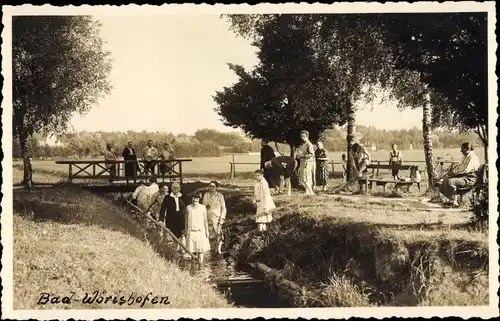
[409,165,422,193]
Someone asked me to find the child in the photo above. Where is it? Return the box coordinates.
[184,193,211,262]
[253,169,276,232]
[389,144,404,181]
[341,154,347,182]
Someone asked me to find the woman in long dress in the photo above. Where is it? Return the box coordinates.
[296,130,316,195]
[202,181,227,255]
[315,140,329,192]
[185,193,211,262]
[253,169,276,232]
[122,141,139,182]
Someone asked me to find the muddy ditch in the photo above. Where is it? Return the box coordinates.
[220,189,489,307]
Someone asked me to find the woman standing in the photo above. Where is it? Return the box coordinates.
[295,130,316,195]
[202,181,227,255]
[253,169,276,232]
[185,193,211,262]
[315,141,329,192]
[122,141,139,182]
[159,182,186,249]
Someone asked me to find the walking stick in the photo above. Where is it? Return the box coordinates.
[123,198,196,259]
[330,177,359,194]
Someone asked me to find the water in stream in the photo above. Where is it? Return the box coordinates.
[177,252,286,308]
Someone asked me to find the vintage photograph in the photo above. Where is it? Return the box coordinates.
[1,3,498,320]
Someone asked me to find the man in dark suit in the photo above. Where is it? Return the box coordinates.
[159,182,186,248]
[260,139,277,190]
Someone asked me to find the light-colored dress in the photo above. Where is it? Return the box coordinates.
[296,141,315,189]
[254,178,276,223]
[185,204,211,253]
[202,191,227,238]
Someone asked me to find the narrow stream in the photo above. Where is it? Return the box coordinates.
[177,253,286,308]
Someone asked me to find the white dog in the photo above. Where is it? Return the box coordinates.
[409,165,422,193]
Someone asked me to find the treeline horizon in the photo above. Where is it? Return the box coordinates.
[14,126,482,159]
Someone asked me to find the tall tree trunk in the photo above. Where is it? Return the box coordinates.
[476,124,488,164]
[346,103,358,181]
[422,89,436,191]
[19,131,32,187]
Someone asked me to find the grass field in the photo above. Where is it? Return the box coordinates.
[12,167,231,309]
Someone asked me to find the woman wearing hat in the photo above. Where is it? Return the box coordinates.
[184,192,211,262]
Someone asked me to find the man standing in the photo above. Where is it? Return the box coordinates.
[159,142,175,177]
[103,143,117,181]
[439,142,480,208]
[260,139,277,191]
[142,140,158,177]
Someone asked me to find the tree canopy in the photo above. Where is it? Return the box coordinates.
[214,15,350,147]
[377,13,488,146]
[13,15,113,141]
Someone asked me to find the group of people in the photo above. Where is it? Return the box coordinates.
[104,140,175,182]
[130,178,227,262]
[260,130,331,197]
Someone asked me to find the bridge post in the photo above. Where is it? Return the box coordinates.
[68,163,73,183]
[179,161,183,185]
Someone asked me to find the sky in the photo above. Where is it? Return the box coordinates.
[69,15,423,135]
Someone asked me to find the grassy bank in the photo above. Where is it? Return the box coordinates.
[12,168,230,309]
[222,190,489,307]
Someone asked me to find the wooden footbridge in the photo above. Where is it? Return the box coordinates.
[54,159,192,193]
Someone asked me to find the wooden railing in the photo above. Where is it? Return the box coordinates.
[55,159,192,184]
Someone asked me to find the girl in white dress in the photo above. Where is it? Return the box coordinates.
[253,169,276,232]
[184,193,211,262]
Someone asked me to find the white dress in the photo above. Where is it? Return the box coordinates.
[185,204,211,253]
[254,178,276,223]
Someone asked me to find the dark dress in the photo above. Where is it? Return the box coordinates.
[270,156,297,179]
[315,148,328,186]
[159,194,186,238]
[260,145,277,187]
[122,147,138,179]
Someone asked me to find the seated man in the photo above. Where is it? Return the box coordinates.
[264,155,297,196]
[439,142,480,207]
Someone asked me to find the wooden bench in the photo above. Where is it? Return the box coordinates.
[357,163,417,195]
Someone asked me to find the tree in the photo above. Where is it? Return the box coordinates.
[215,15,348,152]
[13,16,113,185]
[377,13,488,161]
